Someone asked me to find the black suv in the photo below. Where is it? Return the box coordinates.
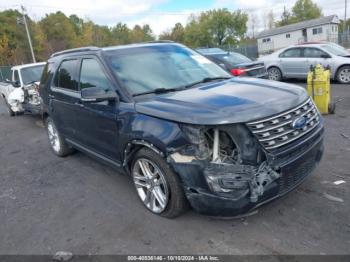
[40,43,324,218]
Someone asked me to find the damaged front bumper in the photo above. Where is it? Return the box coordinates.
[170,126,324,217]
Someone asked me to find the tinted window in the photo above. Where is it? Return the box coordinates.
[106,45,229,96]
[304,48,328,58]
[54,60,78,91]
[79,59,110,90]
[280,48,302,58]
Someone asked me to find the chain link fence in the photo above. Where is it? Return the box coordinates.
[0,66,12,82]
[338,31,350,48]
[220,44,259,60]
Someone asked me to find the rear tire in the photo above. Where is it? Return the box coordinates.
[131,148,188,218]
[268,67,282,81]
[45,117,75,157]
[336,66,350,84]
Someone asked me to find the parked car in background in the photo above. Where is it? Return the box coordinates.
[0,62,46,116]
[196,48,268,78]
[40,43,323,218]
[260,43,350,83]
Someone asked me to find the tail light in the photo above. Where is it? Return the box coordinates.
[230,68,246,76]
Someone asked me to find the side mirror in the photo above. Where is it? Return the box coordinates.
[81,86,118,102]
[321,54,330,59]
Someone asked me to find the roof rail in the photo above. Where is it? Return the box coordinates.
[50,46,100,58]
[145,40,175,43]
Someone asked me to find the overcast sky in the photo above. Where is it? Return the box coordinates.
[0,0,346,35]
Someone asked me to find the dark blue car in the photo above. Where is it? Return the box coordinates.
[40,42,324,218]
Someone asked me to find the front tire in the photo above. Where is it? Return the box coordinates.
[2,96,15,117]
[268,67,282,81]
[131,148,188,218]
[45,117,74,157]
[336,66,350,84]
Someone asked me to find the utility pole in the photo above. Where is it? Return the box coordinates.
[21,5,36,63]
[345,0,348,32]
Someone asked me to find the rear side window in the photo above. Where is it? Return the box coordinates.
[279,48,302,58]
[54,59,78,91]
[79,59,111,90]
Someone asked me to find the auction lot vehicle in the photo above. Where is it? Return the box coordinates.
[197,48,268,78]
[259,43,350,83]
[0,62,46,116]
[40,43,324,218]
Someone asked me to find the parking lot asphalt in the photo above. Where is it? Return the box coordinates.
[0,81,349,255]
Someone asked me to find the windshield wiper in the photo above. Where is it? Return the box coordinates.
[184,76,231,89]
[133,87,186,97]
[132,77,231,97]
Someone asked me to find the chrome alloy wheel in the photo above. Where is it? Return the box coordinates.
[47,120,61,153]
[132,158,169,213]
[338,68,350,83]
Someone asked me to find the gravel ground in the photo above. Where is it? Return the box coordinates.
[0,81,349,255]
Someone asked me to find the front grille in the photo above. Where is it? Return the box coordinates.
[247,98,320,150]
[279,156,315,194]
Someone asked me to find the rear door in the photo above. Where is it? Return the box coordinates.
[304,47,332,73]
[279,47,307,78]
[50,59,81,140]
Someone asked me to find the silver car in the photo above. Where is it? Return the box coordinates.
[259,43,350,83]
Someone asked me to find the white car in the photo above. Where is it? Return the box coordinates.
[259,43,350,83]
[0,62,45,116]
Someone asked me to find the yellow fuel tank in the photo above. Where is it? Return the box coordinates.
[307,64,335,114]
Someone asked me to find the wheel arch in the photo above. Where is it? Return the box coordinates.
[335,64,350,79]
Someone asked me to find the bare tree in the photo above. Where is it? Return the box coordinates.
[267,10,274,29]
[250,13,258,38]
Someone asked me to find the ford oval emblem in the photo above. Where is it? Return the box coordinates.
[292,116,307,130]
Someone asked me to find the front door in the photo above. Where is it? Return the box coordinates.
[74,57,120,162]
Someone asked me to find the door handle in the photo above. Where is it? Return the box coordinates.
[74,101,84,108]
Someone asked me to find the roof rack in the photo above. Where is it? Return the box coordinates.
[50,46,100,58]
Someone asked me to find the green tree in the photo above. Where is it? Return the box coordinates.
[159,23,185,43]
[292,0,322,22]
[276,0,322,26]
[111,22,131,44]
[130,24,155,43]
[184,9,248,47]
[40,11,77,52]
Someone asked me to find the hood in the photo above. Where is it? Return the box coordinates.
[135,78,308,125]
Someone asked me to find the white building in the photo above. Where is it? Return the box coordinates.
[257,15,340,54]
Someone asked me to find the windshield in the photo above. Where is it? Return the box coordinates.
[106,44,230,96]
[216,52,252,65]
[21,65,45,85]
[322,44,349,56]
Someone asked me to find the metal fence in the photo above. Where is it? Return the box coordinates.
[0,66,12,82]
[220,44,259,60]
[338,31,350,48]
